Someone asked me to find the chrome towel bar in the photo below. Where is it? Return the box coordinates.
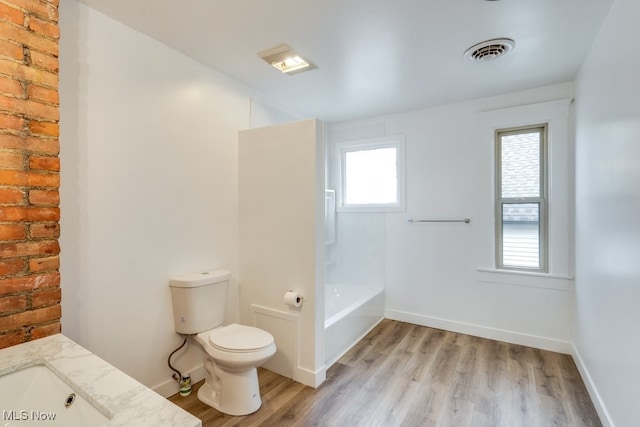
[407,218,471,224]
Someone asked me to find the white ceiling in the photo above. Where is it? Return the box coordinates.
[76,0,612,122]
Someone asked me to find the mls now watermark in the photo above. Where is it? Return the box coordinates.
[3,410,57,421]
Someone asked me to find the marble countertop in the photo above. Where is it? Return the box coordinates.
[0,334,201,427]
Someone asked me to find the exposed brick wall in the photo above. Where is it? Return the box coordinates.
[0,0,61,349]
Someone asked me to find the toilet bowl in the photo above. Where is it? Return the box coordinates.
[169,269,277,415]
[194,323,276,416]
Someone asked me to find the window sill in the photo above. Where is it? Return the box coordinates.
[337,205,405,213]
[476,268,574,292]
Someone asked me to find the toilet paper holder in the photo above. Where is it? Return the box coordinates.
[284,290,303,308]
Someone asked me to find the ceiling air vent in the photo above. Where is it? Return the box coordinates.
[464,38,515,62]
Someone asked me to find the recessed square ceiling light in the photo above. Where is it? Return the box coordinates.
[258,44,316,75]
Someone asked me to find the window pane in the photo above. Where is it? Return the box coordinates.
[501,131,540,198]
[502,203,540,268]
[344,147,397,205]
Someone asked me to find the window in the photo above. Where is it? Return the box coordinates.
[336,135,405,212]
[496,125,547,271]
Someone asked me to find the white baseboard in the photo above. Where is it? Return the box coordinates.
[153,364,206,399]
[293,365,326,388]
[385,309,573,354]
[571,344,614,427]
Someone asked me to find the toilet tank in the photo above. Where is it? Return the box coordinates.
[169,269,230,335]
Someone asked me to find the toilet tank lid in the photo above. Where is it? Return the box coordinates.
[169,269,230,288]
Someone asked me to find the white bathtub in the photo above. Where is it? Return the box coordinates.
[324,284,384,367]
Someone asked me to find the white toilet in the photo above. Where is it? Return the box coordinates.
[169,269,276,416]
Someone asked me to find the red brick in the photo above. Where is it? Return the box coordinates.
[28,222,58,238]
[0,329,25,349]
[32,287,60,307]
[28,188,58,205]
[0,112,24,131]
[28,16,58,39]
[0,22,58,56]
[0,75,23,98]
[0,224,26,240]
[0,241,60,260]
[0,40,22,61]
[0,258,26,275]
[8,0,58,23]
[27,120,57,136]
[27,84,58,105]
[0,169,59,187]
[28,155,58,171]
[0,272,60,295]
[0,304,61,330]
[0,58,58,89]
[30,320,60,340]
[0,39,23,62]
[0,206,59,221]
[0,295,27,314]
[29,50,57,72]
[0,134,60,155]
[28,155,58,173]
[0,3,25,26]
[0,95,59,121]
[28,254,57,272]
[0,187,25,204]
[0,151,24,169]
[0,277,29,295]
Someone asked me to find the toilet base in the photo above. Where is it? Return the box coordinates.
[197,357,263,416]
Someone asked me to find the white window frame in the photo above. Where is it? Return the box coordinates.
[495,124,548,272]
[336,135,406,213]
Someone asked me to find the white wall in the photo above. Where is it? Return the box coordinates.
[329,82,576,352]
[573,0,640,425]
[59,2,294,396]
[238,120,325,387]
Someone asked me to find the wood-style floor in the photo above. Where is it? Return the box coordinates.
[169,319,601,427]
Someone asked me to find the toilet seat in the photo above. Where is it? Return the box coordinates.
[209,323,274,353]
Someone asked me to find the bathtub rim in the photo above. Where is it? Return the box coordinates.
[324,285,385,368]
[324,284,384,328]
